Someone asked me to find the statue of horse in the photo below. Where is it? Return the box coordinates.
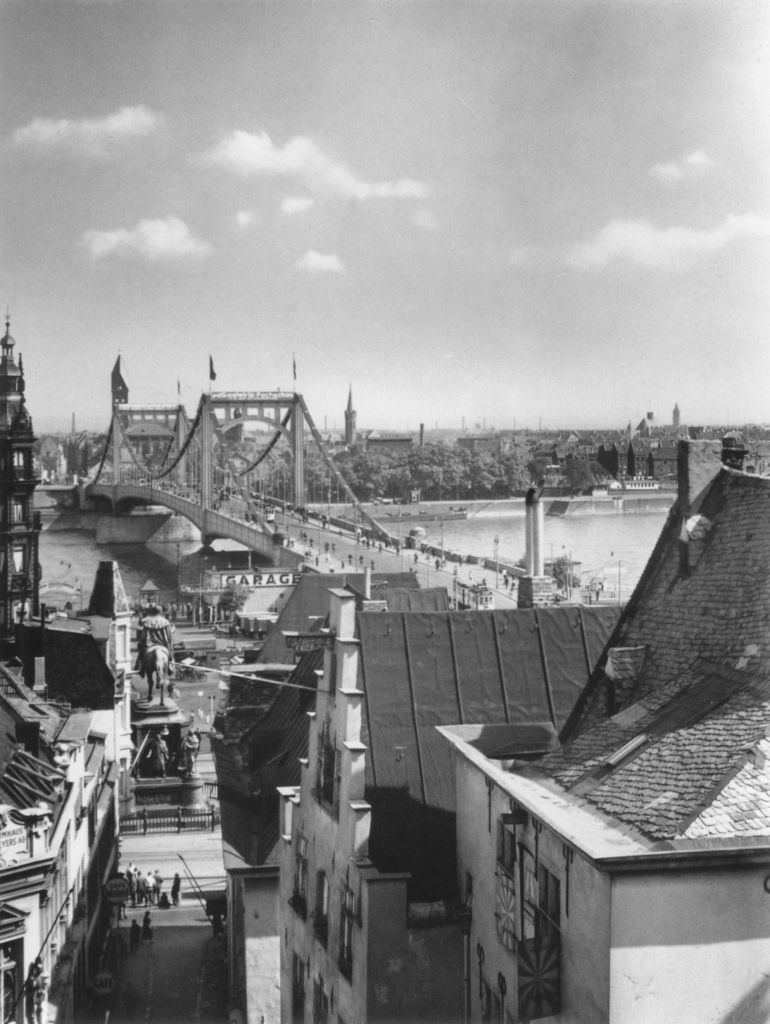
[141,645,171,702]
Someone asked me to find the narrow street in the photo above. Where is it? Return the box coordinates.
[104,905,226,1024]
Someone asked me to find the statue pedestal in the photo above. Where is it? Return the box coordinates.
[181,772,206,809]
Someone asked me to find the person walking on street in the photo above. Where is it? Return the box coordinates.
[135,870,146,907]
[141,911,153,945]
[154,869,164,904]
[129,920,141,953]
[171,873,181,907]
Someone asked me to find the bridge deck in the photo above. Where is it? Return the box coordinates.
[87,483,303,567]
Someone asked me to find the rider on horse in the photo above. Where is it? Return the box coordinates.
[135,604,175,681]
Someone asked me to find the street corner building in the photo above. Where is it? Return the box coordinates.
[440,439,770,1024]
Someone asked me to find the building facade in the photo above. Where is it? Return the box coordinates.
[0,318,40,653]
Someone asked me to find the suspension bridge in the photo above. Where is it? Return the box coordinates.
[85,389,392,565]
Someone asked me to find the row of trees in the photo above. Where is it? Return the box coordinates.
[299,443,607,503]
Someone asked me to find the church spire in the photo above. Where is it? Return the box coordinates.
[344,383,356,447]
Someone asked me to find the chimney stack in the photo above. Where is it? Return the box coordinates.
[519,487,554,608]
[677,440,723,518]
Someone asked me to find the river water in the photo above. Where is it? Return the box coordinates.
[39,504,669,609]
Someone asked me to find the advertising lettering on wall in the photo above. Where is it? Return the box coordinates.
[0,807,28,867]
[218,571,302,589]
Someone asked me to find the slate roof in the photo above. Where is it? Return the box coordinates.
[88,560,131,617]
[527,457,770,845]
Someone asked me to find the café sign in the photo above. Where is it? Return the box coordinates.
[0,808,28,867]
[218,571,302,589]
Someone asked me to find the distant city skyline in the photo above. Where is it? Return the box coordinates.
[2,2,769,431]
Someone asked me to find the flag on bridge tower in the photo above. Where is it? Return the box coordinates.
[177,378,181,397]
[292,354,297,384]
[209,356,216,382]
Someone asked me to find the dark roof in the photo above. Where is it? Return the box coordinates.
[257,572,420,664]
[358,606,618,811]
[357,605,618,896]
[88,561,131,617]
[214,648,323,866]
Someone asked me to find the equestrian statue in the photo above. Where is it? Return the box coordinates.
[135,604,175,701]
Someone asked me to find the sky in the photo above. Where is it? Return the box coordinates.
[1,0,769,434]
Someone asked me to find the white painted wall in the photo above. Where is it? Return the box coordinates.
[610,867,770,1024]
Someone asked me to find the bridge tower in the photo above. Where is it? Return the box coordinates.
[0,317,40,653]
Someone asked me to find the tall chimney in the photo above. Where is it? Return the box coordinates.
[677,440,723,518]
[419,423,424,448]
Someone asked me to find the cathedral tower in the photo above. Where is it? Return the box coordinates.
[673,402,681,428]
[0,317,40,652]
[344,384,356,447]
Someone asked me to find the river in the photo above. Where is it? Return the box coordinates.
[39,503,669,609]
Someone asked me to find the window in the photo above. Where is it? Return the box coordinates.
[314,871,329,946]
[316,722,340,817]
[291,953,305,1024]
[291,835,308,918]
[313,977,329,1024]
[497,817,516,875]
[11,500,25,523]
[537,867,561,938]
[338,884,355,980]
[521,851,560,941]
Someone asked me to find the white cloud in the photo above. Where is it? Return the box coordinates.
[294,250,345,274]
[203,130,430,202]
[12,105,160,158]
[83,217,211,262]
[236,210,257,228]
[567,213,770,271]
[649,149,714,183]
[281,196,315,215]
[413,208,438,230]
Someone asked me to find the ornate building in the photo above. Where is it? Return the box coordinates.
[0,317,40,654]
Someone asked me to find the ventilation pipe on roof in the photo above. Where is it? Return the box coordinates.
[525,487,544,576]
[364,565,371,600]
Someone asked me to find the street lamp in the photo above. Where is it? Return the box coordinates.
[493,535,500,588]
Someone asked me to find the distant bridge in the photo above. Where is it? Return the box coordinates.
[84,389,393,564]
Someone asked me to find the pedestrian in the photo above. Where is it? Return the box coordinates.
[136,870,147,907]
[154,869,164,903]
[171,873,181,907]
[126,867,136,908]
[142,911,153,944]
[130,919,141,953]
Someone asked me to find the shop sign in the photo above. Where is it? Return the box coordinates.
[93,972,115,995]
[0,809,27,866]
[104,877,130,904]
[218,571,302,589]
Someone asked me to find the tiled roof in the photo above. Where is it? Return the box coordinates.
[563,466,770,739]
[534,667,770,841]
[531,458,770,843]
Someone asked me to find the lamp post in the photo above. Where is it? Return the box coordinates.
[176,543,181,605]
[494,534,500,588]
[617,560,623,604]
